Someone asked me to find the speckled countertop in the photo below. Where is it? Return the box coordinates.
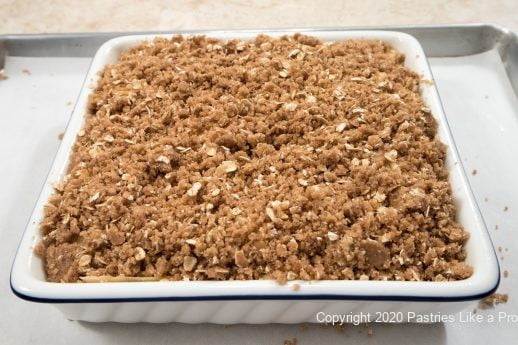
[1,0,517,34]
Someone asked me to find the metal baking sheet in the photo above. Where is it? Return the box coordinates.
[1,24,517,344]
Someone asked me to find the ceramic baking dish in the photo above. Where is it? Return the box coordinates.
[10,30,500,323]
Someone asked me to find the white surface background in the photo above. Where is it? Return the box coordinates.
[1,1,518,344]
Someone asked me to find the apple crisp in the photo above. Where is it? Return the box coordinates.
[37,34,472,283]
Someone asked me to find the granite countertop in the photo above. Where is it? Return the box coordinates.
[1,0,518,34]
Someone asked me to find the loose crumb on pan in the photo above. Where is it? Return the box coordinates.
[37,34,472,283]
[503,270,508,278]
[0,69,8,80]
[479,293,509,309]
[283,338,297,345]
[58,132,64,141]
[320,324,346,333]
[471,169,477,176]
[299,324,309,332]
[22,68,31,75]
[503,206,508,212]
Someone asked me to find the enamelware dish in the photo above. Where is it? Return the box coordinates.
[10,30,499,323]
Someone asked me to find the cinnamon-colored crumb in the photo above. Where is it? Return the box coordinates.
[480,293,509,309]
[38,34,472,283]
[471,169,477,176]
[283,338,297,345]
[22,68,31,76]
[335,325,346,333]
[58,132,64,140]
[320,323,346,333]
[34,242,45,256]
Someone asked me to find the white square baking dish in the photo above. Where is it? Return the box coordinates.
[10,30,500,323]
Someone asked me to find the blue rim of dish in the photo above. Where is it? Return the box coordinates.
[10,275,499,304]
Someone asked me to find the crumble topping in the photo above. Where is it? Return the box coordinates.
[38,34,471,283]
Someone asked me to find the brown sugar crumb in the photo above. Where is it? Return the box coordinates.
[0,69,7,80]
[503,270,509,278]
[37,34,472,283]
[360,239,390,270]
[22,68,31,75]
[57,132,64,140]
[34,242,45,256]
[480,293,509,309]
[334,324,346,333]
[291,283,301,291]
[471,169,477,176]
[320,323,346,333]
